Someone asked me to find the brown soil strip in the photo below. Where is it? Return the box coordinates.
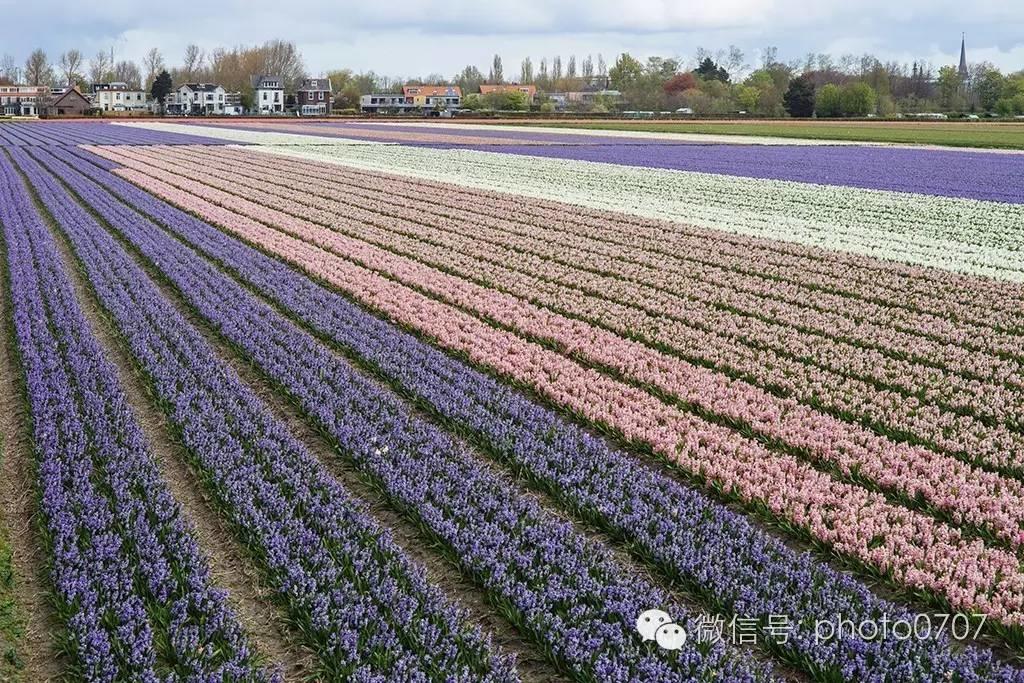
[0,231,65,679]
[36,193,312,681]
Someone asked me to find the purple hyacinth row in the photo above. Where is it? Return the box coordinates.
[0,121,232,148]
[24,149,776,682]
[417,141,1024,204]
[54,146,1024,682]
[7,146,518,682]
[0,153,264,680]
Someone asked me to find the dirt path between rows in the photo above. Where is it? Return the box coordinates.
[39,195,312,680]
[0,230,65,680]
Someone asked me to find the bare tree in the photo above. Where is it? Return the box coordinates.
[581,55,594,79]
[567,55,577,79]
[182,44,205,80]
[143,48,165,88]
[0,54,19,84]
[204,47,237,87]
[58,49,83,86]
[552,55,562,82]
[597,54,607,77]
[760,46,778,69]
[89,50,112,84]
[725,46,747,80]
[113,60,142,88]
[24,49,53,86]
[259,40,305,90]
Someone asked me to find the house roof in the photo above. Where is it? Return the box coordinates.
[49,87,90,107]
[253,75,283,89]
[92,82,133,92]
[298,78,332,92]
[181,83,224,92]
[402,85,461,97]
[479,84,537,96]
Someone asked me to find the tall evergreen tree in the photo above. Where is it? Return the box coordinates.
[151,70,173,113]
[693,57,729,83]
[491,54,503,84]
[783,75,815,117]
[519,57,533,83]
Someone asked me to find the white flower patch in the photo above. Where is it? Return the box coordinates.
[116,121,383,146]
[248,142,1024,282]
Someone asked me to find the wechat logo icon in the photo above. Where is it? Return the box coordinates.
[636,609,687,650]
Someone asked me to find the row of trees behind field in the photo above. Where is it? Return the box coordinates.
[331,47,1024,116]
[3,42,1024,116]
[2,42,304,111]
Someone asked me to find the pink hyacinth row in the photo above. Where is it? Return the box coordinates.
[94,150,1024,628]
[175,145,1024,408]
[101,145,1024,473]
[208,146,1024,332]
[97,145,1024,477]
[206,145,1024,371]
[99,145,1024,548]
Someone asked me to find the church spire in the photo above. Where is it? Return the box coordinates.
[958,33,969,79]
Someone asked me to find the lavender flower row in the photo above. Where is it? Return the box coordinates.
[417,141,1024,204]
[54,149,1024,680]
[9,146,517,682]
[0,152,263,680]
[30,147,775,682]
[0,121,231,148]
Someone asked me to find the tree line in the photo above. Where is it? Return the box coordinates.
[1,41,305,110]
[3,42,1023,116]
[325,46,1024,116]
[599,48,1024,116]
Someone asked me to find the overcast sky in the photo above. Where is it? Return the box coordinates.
[3,0,1023,78]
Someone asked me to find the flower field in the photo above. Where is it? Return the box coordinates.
[1,120,1023,681]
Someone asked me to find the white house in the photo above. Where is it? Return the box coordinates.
[165,83,227,115]
[0,85,48,116]
[92,82,150,112]
[252,75,284,114]
[359,94,415,113]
